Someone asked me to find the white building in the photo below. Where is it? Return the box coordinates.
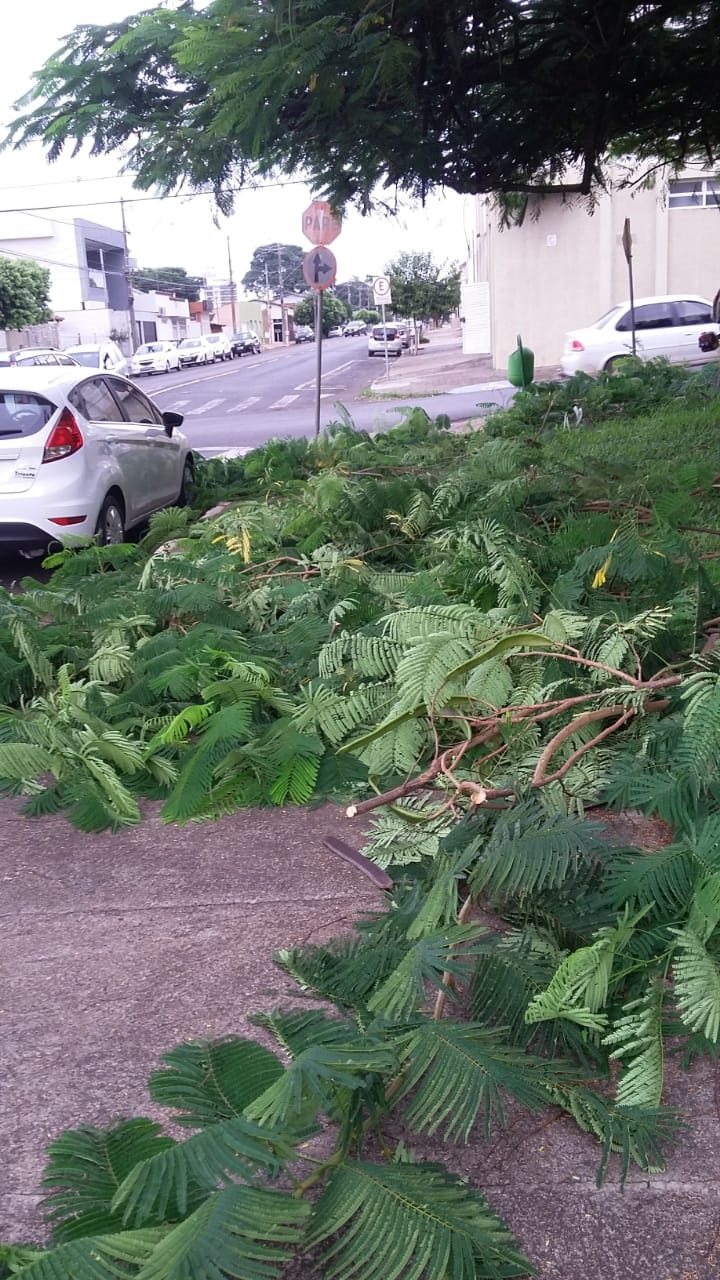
[0,212,193,351]
[0,212,133,348]
[464,164,720,371]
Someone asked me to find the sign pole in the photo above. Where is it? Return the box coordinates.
[622,218,637,357]
[382,303,389,379]
[314,291,323,438]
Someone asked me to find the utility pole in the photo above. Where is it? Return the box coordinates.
[227,237,238,332]
[276,242,287,344]
[265,263,273,343]
[119,198,138,351]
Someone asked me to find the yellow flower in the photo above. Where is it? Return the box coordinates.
[592,527,619,590]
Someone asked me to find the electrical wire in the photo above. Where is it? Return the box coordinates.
[0,176,310,217]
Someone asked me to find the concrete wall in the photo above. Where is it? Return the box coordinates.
[474,166,720,371]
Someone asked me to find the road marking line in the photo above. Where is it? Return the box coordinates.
[171,399,191,408]
[226,397,260,413]
[185,398,225,415]
[269,394,299,409]
[152,366,248,394]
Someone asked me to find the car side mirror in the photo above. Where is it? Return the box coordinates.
[162,409,184,436]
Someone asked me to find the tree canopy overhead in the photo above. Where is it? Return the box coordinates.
[5,3,720,212]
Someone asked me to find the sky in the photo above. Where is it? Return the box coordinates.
[0,0,474,293]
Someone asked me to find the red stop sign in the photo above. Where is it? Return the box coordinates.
[302,200,341,246]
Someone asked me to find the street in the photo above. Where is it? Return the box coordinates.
[143,334,514,455]
[0,337,513,586]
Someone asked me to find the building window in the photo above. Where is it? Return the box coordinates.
[86,246,106,289]
[669,178,720,209]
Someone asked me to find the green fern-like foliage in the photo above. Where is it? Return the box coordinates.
[304,1160,531,1280]
[9,374,720,1275]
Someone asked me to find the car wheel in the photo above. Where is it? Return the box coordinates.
[177,456,195,507]
[604,356,630,374]
[95,494,125,546]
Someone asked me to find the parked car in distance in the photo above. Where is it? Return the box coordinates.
[327,326,344,338]
[343,320,367,337]
[130,341,180,376]
[394,323,417,349]
[65,341,128,375]
[177,336,214,366]
[368,324,403,358]
[0,367,193,553]
[231,331,262,356]
[561,294,720,376]
[0,348,80,368]
[294,326,314,344]
[205,332,234,362]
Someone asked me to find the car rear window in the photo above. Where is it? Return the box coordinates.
[70,350,101,367]
[372,326,398,339]
[0,392,56,436]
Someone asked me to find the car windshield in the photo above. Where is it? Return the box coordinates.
[179,340,200,349]
[137,344,163,354]
[0,391,56,436]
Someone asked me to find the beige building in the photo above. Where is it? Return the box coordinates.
[465,165,720,371]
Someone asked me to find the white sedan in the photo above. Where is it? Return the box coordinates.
[561,294,720,376]
[130,341,181,376]
[0,367,193,553]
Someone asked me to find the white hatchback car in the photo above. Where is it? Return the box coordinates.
[368,324,403,358]
[0,368,193,552]
[561,294,720,376]
[177,336,215,367]
[65,341,128,375]
[130,341,181,377]
[205,333,234,362]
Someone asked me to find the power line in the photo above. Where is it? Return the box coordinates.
[0,177,309,217]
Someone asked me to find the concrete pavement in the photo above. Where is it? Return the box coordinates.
[367,322,561,397]
[3,793,720,1277]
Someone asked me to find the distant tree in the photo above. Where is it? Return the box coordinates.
[355,308,380,326]
[386,251,460,324]
[0,257,51,331]
[293,291,348,335]
[334,278,374,311]
[243,244,305,298]
[132,266,205,302]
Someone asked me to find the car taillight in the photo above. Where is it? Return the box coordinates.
[571,339,585,351]
[42,408,84,463]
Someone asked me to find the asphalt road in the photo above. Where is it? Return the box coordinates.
[0,337,513,585]
[141,335,514,455]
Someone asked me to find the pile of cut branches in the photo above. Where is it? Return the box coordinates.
[4,362,720,1278]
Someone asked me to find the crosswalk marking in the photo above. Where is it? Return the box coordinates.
[268,394,299,409]
[226,397,260,413]
[185,398,226,415]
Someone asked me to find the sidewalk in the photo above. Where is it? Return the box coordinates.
[3,794,720,1278]
[367,322,561,396]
